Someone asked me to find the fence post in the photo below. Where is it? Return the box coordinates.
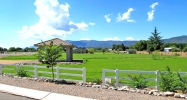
[34,65,38,77]
[0,64,2,74]
[156,70,159,90]
[56,66,59,80]
[102,69,105,86]
[116,69,119,87]
[82,67,86,83]
[16,64,19,71]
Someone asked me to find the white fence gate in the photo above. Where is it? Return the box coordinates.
[102,69,187,89]
[0,64,86,83]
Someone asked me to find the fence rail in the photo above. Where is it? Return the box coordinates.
[102,69,187,89]
[0,64,86,83]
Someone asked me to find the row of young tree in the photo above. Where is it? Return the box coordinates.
[0,47,37,52]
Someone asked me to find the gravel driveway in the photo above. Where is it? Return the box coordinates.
[0,75,182,100]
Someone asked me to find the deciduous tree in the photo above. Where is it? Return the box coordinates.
[38,41,63,80]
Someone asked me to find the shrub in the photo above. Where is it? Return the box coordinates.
[127,74,148,89]
[88,48,94,54]
[16,67,28,77]
[175,73,187,93]
[88,77,102,84]
[174,53,180,56]
[171,48,180,52]
[183,46,187,52]
[159,66,178,92]
[151,51,160,60]
[126,49,136,54]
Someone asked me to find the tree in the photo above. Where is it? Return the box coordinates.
[148,27,163,53]
[16,47,23,52]
[24,47,29,52]
[88,48,94,54]
[102,48,106,54]
[8,47,16,52]
[38,41,63,80]
[133,40,147,51]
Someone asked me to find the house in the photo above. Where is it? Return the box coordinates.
[164,47,173,52]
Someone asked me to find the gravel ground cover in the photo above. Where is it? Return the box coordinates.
[0,75,182,100]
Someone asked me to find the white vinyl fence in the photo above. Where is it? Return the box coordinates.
[0,64,86,83]
[102,69,187,90]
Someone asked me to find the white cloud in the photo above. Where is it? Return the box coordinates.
[89,22,95,26]
[17,0,88,39]
[104,14,111,23]
[125,37,134,40]
[103,36,121,41]
[116,8,136,22]
[151,2,158,9]
[147,2,159,21]
[80,38,91,41]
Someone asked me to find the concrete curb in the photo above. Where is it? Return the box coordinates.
[0,84,95,100]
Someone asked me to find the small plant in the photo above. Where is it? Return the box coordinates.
[175,73,187,93]
[16,67,28,77]
[151,51,160,60]
[159,66,178,92]
[174,53,180,56]
[127,74,147,89]
[88,77,102,84]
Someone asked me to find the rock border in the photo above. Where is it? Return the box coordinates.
[2,73,187,99]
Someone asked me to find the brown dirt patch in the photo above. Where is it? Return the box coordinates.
[0,60,33,64]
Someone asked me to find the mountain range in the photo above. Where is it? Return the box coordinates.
[66,35,187,48]
[29,35,187,48]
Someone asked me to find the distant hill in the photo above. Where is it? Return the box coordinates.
[66,40,138,48]
[27,35,187,48]
[67,35,187,48]
[163,35,187,43]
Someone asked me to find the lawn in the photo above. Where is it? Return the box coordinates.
[1,52,187,85]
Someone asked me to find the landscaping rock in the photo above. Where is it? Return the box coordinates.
[180,94,186,98]
[174,93,182,98]
[13,76,18,78]
[78,82,84,86]
[163,92,175,96]
[92,85,101,88]
[102,85,108,89]
[148,90,158,95]
[140,90,147,94]
[129,88,136,93]
[117,86,129,91]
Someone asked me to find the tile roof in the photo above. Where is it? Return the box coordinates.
[34,38,74,47]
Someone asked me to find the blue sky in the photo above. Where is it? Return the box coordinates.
[0,0,187,48]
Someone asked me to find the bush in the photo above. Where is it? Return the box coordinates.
[127,74,147,89]
[16,67,28,77]
[171,48,180,52]
[88,48,94,54]
[152,51,160,60]
[175,73,187,93]
[126,49,136,54]
[159,66,178,92]
[183,46,187,52]
[88,77,102,84]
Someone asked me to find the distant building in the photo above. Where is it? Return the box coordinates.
[73,48,88,53]
[164,47,173,52]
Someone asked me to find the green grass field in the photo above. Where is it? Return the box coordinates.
[1,52,187,85]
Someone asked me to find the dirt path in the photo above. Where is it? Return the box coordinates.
[0,60,35,64]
